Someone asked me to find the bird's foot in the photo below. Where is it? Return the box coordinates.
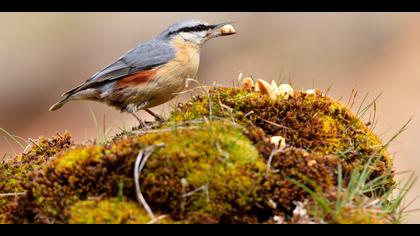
[128,110,148,129]
[145,109,165,122]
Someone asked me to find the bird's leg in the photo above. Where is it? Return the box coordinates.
[127,110,146,128]
[145,108,164,122]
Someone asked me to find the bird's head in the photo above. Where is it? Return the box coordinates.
[158,19,236,46]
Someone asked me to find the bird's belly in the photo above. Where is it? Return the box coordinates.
[141,52,200,108]
[143,70,193,108]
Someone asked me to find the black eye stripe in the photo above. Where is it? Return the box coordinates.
[168,24,215,36]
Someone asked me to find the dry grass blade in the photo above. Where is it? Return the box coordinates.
[356,92,369,116]
[0,128,25,149]
[358,93,382,119]
[384,115,414,148]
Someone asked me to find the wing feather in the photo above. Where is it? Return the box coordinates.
[63,40,175,96]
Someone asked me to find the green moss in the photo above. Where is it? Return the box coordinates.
[67,198,151,224]
[5,120,265,224]
[262,147,343,212]
[12,144,135,223]
[1,86,398,224]
[0,132,72,193]
[333,208,388,224]
[138,120,266,223]
[54,146,104,172]
[171,88,392,181]
[0,132,72,223]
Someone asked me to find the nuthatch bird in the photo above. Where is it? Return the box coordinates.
[49,19,236,127]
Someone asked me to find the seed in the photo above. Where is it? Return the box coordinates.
[307,160,317,167]
[268,199,277,209]
[305,89,316,95]
[278,84,294,99]
[271,80,280,96]
[270,136,286,149]
[241,77,254,90]
[181,178,188,187]
[256,79,277,101]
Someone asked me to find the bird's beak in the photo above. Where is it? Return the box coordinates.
[207,22,236,39]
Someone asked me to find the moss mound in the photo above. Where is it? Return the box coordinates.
[138,121,266,223]
[0,85,397,224]
[172,87,391,181]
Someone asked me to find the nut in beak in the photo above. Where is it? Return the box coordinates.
[220,24,236,35]
[209,23,236,38]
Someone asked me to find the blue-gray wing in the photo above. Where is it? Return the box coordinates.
[63,40,175,96]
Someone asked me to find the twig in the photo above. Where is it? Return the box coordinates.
[87,193,106,201]
[244,111,254,119]
[28,138,43,151]
[259,118,290,130]
[215,141,229,160]
[219,101,236,126]
[265,149,283,178]
[146,214,168,224]
[180,178,188,217]
[208,91,213,120]
[0,192,26,197]
[183,184,210,202]
[134,144,165,221]
[133,126,199,135]
[23,143,32,154]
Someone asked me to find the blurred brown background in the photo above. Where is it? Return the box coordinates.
[0,13,419,223]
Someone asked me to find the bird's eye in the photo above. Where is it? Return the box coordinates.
[168,24,215,36]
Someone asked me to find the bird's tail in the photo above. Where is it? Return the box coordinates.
[49,97,71,111]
